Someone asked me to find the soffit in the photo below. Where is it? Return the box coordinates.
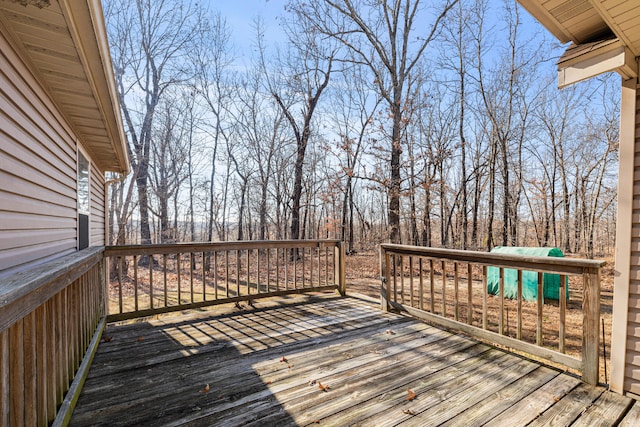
[0,0,129,174]
[518,0,640,56]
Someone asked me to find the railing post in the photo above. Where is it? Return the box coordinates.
[335,242,346,296]
[380,245,391,311]
[582,267,601,385]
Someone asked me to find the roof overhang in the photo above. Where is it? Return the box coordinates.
[0,0,129,175]
[518,0,640,87]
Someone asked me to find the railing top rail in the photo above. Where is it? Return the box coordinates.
[0,246,103,333]
[105,239,341,257]
[380,243,605,276]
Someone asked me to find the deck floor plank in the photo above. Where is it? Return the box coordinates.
[619,399,640,426]
[69,294,634,427]
[440,366,561,427]
[527,382,605,426]
[570,389,635,427]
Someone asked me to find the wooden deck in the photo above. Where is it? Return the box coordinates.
[70,294,639,426]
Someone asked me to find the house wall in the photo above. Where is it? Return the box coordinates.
[611,77,640,399]
[0,25,106,275]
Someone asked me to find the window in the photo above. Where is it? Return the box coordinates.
[78,150,90,249]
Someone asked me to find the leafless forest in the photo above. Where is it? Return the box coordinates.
[105,0,619,258]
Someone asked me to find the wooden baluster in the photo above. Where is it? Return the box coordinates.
[409,257,414,307]
[429,260,435,313]
[418,258,424,311]
[267,248,272,292]
[202,252,207,302]
[276,248,280,292]
[537,271,543,346]
[441,260,447,317]
[482,266,488,330]
[400,256,405,304]
[24,311,36,426]
[190,253,194,303]
[236,250,240,297]
[517,269,523,340]
[0,329,9,427]
[9,320,24,427]
[467,264,473,325]
[247,249,252,295]
[294,249,298,290]
[213,251,219,301]
[163,254,168,307]
[499,267,504,335]
[149,255,154,309]
[454,262,459,321]
[133,255,139,312]
[392,254,397,303]
[309,248,314,288]
[117,256,123,314]
[559,274,567,353]
[225,251,230,298]
[177,253,182,305]
[36,304,48,426]
[46,298,56,422]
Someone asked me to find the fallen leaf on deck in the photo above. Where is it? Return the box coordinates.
[308,379,317,386]
[199,384,210,394]
[406,388,416,401]
[403,409,416,415]
[103,336,113,342]
[137,337,144,342]
[318,381,330,392]
[281,356,288,363]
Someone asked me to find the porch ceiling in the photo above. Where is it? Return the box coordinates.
[0,0,129,174]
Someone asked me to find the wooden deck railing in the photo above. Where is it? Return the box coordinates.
[104,239,346,321]
[0,247,106,426]
[379,244,604,385]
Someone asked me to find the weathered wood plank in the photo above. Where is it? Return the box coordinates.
[441,366,560,427]
[9,320,24,427]
[483,374,582,426]
[570,390,634,427]
[0,329,9,426]
[527,382,604,426]
[384,355,540,426]
[618,399,640,426]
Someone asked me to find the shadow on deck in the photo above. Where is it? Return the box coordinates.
[70,293,639,426]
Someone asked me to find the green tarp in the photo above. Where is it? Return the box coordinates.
[487,246,569,302]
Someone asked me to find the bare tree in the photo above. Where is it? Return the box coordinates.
[106,0,207,247]
[259,15,335,243]
[290,0,457,243]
